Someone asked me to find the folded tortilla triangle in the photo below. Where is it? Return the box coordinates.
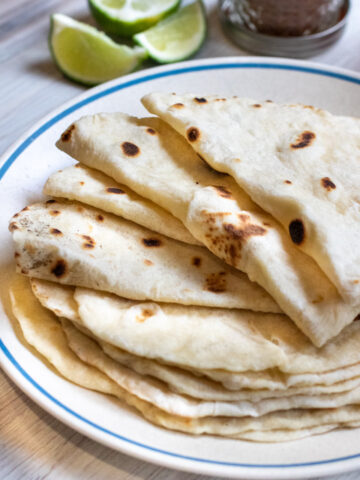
[10,201,278,312]
[44,163,199,245]
[142,93,360,308]
[56,113,359,346]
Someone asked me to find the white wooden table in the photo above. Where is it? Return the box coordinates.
[1,1,360,479]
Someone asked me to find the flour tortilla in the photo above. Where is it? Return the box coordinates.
[9,275,360,442]
[69,285,360,375]
[30,278,360,401]
[10,201,278,312]
[44,163,199,245]
[101,343,360,399]
[202,362,360,391]
[63,317,360,418]
[143,93,360,307]
[56,113,359,346]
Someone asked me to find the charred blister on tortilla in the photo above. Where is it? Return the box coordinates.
[290,131,316,149]
[321,177,336,191]
[106,187,125,194]
[187,127,200,142]
[61,124,75,142]
[121,141,140,157]
[142,238,162,247]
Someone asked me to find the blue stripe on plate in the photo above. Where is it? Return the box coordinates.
[1,61,360,469]
[1,62,359,181]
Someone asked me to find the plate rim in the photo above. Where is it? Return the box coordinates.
[1,56,360,479]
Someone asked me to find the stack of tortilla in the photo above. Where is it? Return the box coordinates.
[8,94,360,442]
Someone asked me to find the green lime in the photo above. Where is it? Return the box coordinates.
[49,14,147,86]
[133,0,206,64]
[88,0,181,36]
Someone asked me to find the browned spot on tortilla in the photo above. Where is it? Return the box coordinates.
[50,228,62,236]
[192,257,202,267]
[9,222,18,231]
[291,131,316,149]
[312,296,324,304]
[354,314,360,321]
[213,185,232,199]
[321,177,336,191]
[253,104,262,108]
[61,124,75,142]
[202,212,267,267]
[172,103,184,109]
[75,163,81,168]
[121,141,140,157]
[224,223,267,241]
[215,98,226,102]
[50,210,61,216]
[142,238,162,247]
[194,97,207,103]
[263,222,271,227]
[146,128,157,135]
[136,308,155,323]
[229,245,237,262]
[289,219,305,245]
[144,259,153,266]
[352,280,360,284]
[83,243,94,249]
[46,199,56,204]
[106,187,125,194]
[266,99,273,103]
[14,252,20,258]
[77,206,84,213]
[79,181,84,186]
[24,243,36,255]
[284,180,292,184]
[21,206,29,212]
[187,127,200,142]
[21,268,29,275]
[13,213,20,218]
[96,214,104,222]
[81,235,95,245]
[205,272,226,293]
[51,259,67,278]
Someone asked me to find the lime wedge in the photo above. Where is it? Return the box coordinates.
[133,0,206,64]
[88,0,181,36]
[49,14,147,86]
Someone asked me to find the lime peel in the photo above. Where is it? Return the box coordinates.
[49,13,147,86]
[133,0,207,64]
[88,0,181,36]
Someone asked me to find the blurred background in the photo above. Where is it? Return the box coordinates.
[1,0,359,158]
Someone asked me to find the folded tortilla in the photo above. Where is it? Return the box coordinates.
[9,200,278,312]
[44,163,199,245]
[55,112,359,346]
[142,93,360,307]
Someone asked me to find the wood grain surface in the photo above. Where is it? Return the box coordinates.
[1,1,360,479]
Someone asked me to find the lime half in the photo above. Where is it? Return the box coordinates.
[49,14,147,86]
[133,0,206,64]
[88,0,181,36]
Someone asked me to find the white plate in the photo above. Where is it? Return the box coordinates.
[1,57,360,480]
